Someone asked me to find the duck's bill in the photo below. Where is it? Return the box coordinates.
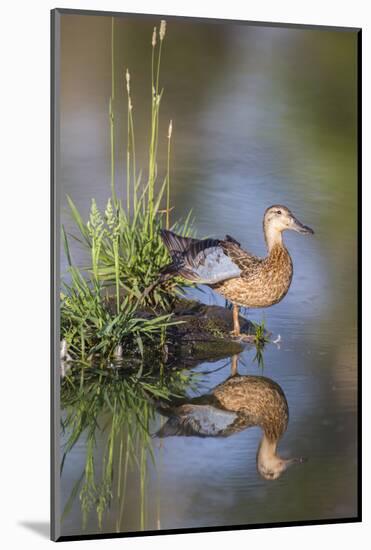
[285,456,308,467]
[291,216,314,235]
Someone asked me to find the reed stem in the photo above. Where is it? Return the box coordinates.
[126,103,131,216]
[116,433,130,532]
[140,445,146,530]
[129,107,136,210]
[111,18,115,102]
[166,120,172,229]
[110,18,117,205]
[114,239,120,314]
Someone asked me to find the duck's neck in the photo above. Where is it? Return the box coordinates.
[264,226,283,253]
[256,433,282,476]
[257,433,278,463]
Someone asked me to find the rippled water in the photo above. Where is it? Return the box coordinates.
[58,14,358,536]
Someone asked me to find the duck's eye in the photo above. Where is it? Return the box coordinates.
[276,210,282,215]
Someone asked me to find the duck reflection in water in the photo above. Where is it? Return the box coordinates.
[155,355,306,480]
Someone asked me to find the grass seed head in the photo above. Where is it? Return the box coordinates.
[125,68,130,95]
[152,26,157,47]
[160,20,166,41]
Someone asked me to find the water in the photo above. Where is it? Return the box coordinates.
[58,14,358,536]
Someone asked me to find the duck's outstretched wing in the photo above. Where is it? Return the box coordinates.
[155,404,238,438]
[160,230,242,284]
[160,231,199,254]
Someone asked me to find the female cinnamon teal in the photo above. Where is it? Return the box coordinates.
[155,356,306,480]
[160,205,314,337]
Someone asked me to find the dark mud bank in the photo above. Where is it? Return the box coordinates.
[164,299,256,364]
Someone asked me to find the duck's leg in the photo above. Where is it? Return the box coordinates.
[230,304,241,337]
[230,305,254,342]
[230,354,239,376]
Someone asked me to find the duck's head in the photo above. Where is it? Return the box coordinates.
[263,205,314,251]
[257,453,307,480]
[257,434,307,480]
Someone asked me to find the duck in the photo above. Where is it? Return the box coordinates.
[155,355,306,480]
[159,205,314,337]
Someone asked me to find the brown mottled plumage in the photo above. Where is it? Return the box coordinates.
[213,242,293,308]
[159,205,314,336]
[212,373,288,441]
[155,356,306,480]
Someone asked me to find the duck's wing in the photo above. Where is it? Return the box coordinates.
[160,230,199,254]
[224,234,241,246]
[220,239,261,276]
[161,230,242,284]
[155,404,238,438]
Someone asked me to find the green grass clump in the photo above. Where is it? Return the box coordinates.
[60,264,175,364]
[251,319,269,368]
[61,19,195,364]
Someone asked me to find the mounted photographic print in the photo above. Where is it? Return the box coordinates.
[51,8,361,542]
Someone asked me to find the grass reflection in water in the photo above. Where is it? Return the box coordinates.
[61,360,196,531]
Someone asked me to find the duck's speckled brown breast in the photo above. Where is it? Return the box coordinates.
[212,244,293,308]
